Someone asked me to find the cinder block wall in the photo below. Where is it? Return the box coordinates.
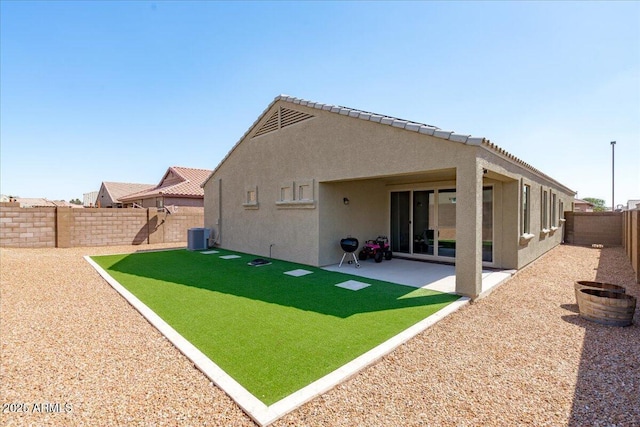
[163,207,205,242]
[564,211,622,246]
[0,203,56,247]
[622,210,639,283]
[66,208,149,247]
[0,203,204,248]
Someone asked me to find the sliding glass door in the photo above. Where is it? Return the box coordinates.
[437,190,456,258]
[389,187,493,263]
[412,191,435,255]
[482,186,493,262]
[390,191,410,253]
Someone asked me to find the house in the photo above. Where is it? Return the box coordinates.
[119,166,212,209]
[83,191,99,207]
[626,200,640,211]
[96,182,155,208]
[15,198,83,208]
[573,198,595,212]
[202,95,575,298]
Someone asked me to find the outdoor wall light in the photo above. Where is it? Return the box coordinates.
[343,197,350,205]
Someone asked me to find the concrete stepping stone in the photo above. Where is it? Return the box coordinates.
[284,269,313,277]
[335,280,371,291]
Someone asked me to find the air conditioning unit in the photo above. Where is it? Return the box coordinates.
[187,228,210,251]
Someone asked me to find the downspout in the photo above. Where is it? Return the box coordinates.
[217,178,222,245]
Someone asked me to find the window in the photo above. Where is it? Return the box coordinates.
[541,189,548,230]
[296,179,314,201]
[298,185,308,201]
[280,183,293,202]
[551,193,557,227]
[243,185,259,209]
[482,186,493,263]
[522,183,531,234]
[276,179,315,209]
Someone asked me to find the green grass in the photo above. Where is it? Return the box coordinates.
[92,249,459,405]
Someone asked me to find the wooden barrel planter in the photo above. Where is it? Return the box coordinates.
[576,289,636,327]
[574,280,626,304]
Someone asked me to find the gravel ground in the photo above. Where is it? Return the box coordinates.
[1,244,638,426]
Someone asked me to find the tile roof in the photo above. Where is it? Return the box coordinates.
[16,198,83,208]
[102,182,155,203]
[203,95,574,194]
[574,198,595,205]
[121,166,212,201]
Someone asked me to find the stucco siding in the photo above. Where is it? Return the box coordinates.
[204,101,477,266]
[516,179,574,269]
[317,180,388,266]
[203,98,575,276]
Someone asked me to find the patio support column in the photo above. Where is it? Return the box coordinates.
[455,157,483,298]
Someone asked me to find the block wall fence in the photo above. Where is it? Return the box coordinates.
[0,202,204,248]
[622,210,640,283]
[564,210,639,283]
[564,212,622,247]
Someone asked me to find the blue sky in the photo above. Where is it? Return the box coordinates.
[1,1,638,207]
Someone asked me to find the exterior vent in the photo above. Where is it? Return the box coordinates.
[280,107,313,129]
[253,110,279,137]
[253,107,314,138]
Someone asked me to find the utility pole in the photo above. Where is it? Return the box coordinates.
[611,141,616,211]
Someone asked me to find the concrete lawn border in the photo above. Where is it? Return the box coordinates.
[85,255,470,426]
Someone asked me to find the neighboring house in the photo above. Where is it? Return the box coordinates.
[573,198,595,212]
[15,198,83,208]
[83,191,99,207]
[119,166,212,209]
[626,199,640,211]
[202,95,576,299]
[96,182,154,208]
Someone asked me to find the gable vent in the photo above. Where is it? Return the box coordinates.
[253,107,314,138]
[253,110,279,137]
[280,107,313,128]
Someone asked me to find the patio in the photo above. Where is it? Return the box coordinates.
[323,257,515,296]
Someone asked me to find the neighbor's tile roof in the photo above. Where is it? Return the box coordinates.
[574,198,595,205]
[103,182,155,203]
[204,94,575,194]
[16,198,83,208]
[121,166,212,200]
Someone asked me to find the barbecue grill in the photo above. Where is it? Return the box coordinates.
[339,237,360,268]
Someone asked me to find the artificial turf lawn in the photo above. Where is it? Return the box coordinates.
[92,249,459,405]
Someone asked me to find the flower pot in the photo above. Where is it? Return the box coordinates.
[576,288,636,327]
[574,280,625,305]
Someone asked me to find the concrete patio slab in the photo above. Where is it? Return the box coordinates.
[323,257,514,296]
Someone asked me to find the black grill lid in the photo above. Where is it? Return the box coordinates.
[340,237,359,253]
